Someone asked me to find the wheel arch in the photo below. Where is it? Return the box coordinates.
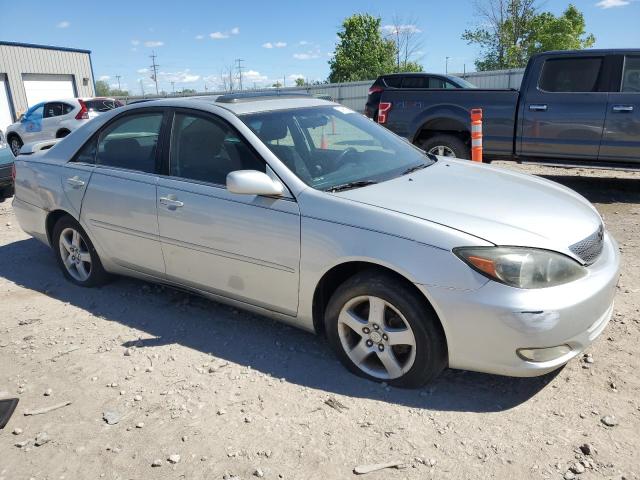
[411,107,470,145]
[311,260,448,351]
[56,128,71,138]
[45,209,76,247]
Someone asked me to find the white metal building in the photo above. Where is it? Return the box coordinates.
[0,41,95,130]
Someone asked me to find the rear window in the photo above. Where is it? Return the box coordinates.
[622,56,640,92]
[401,77,428,88]
[383,76,402,88]
[538,57,603,93]
[86,99,121,112]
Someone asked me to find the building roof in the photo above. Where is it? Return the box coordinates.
[0,41,91,54]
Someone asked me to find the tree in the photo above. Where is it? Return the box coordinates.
[329,14,396,82]
[272,81,283,88]
[95,80,128,97]
[294,77,306,87]
[383,15,424,72]
[463,1,595,70]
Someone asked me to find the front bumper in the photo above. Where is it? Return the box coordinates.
[419,232,620,377]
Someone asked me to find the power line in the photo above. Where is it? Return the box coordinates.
[236,58,244,91]
[149,51,160,95]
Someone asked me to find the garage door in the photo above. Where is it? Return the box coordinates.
[0,75,13,131]
[22,74,76,107]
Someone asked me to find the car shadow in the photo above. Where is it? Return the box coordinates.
[0,237,558,413]
[540,174,640,204]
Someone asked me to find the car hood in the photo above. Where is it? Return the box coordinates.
[334,159,602,256]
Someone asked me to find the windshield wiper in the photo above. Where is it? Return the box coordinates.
[401,163,429,175]
[327,180,378,193]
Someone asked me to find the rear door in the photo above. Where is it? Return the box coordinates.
[520,55,608,160]
[80,109,168,276]
[43,102,65,138]
[599,55,640,163]
[156,109,301,315]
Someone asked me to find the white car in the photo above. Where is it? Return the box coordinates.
[5,98,123,156]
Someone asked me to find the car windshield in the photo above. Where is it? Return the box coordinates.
[241,105,434,191]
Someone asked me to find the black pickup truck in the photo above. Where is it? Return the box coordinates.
[375,49,640,168]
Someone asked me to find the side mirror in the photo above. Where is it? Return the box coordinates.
[226,170,284,196]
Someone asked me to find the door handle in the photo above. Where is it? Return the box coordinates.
[612,105,634,112]
[159,195,184,208]
[529,104,548,112]
[66,176,85,188]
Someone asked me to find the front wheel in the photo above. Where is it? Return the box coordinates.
[53,216,110,287]
[9,135,23,156]
[324,271,447,388]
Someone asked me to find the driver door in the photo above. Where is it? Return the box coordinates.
[156,109,301,315]
[21,103,45,143]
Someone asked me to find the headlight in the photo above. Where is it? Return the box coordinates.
[453,247,587,289]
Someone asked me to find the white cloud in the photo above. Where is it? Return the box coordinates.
[263,41,286,49]
[195,34,205,40]
[210,31,229,39]
[595,0,629,7]
[56,20,70,28]
[158,69,200,83]
[288,74,305,81]
[230,27,240,35]
[137,68,149,74]
[293,52,319,60]
[243,70,269,84]
[131,40,140,46]
[144,40,164,47]
[99,75,111,81]
[381,24,422,35]
[299,40,308,45]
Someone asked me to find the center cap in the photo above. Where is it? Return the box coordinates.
[369,331,382,343]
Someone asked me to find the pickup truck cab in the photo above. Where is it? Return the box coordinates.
[377,49,640,168]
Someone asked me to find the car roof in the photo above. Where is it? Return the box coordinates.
[126,94,336,115]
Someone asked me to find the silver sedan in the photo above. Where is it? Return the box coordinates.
[12,94,620,387]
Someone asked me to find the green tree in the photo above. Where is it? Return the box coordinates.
[294,77,306,87]
[463,1,595,70]
[329,14,396,82]
[272,81,283,88]
[95,80,110,96]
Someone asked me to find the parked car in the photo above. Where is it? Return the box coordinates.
[0,139,14,200]
[12,94,620,387]
[365,73,476,120]
[375,49,640,167]
[5,98,123,156]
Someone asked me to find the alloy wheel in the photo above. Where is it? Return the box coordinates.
[10,138,21,156]
[337,295,417,380]
[427,145,457,157]
[58,227,92,282]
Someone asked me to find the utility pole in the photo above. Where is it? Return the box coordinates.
[445,56,450,75]
[149,51,160,95]
[115,75,121,91]
[139,79,145,96]
[235,58,244,91]
[171,81,175,94]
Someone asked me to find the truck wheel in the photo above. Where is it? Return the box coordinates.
[418,134,470,160]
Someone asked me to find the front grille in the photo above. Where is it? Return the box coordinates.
[569,225,604,265]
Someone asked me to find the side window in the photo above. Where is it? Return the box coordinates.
[170,113,265,185]
[44,102,63,118]
[95,112,163,173]
[402,77,427,88]
[72,136,97,164]
[62,103,75,115]
[444,80,458,89]
[539,57,603,93]
[428,77,446,89]
[622,56,640,93]
[384,76,402,88]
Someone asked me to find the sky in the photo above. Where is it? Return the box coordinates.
[1,0,639,95]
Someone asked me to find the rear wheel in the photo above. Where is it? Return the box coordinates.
[8,135,23,156]
[418,134,469,159]
[324,271,447,388]
[52,216,110,287]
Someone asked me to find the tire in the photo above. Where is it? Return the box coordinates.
[324,270,447,388]
[56,129,71,138]
[418,134,470,159]
[52,216,110,287]
[8,135,23,157]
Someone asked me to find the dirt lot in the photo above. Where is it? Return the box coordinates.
[0,163,639,480]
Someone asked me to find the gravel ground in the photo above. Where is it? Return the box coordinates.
[0,162,639,480]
